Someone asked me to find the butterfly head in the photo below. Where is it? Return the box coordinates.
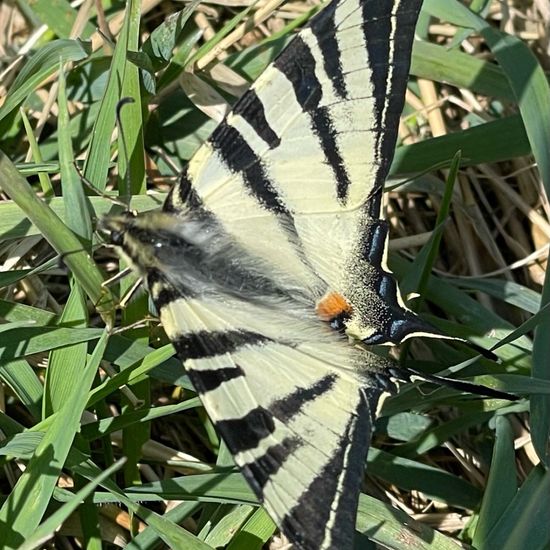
[99,210,137,246]
[97,210,181,276]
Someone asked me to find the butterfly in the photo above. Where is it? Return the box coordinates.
[100,0,515,547]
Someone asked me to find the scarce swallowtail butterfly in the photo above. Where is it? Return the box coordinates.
[100,0,516,548]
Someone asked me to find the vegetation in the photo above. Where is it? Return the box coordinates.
[0,0,549,548]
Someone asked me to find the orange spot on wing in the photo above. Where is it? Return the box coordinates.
[316,292,352,321]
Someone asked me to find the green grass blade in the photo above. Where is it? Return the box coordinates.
[82,0,132,190]
[451,279,541,315]
[401,151,461,299]
[0,40,90,126]
[0,152,115,320]
[43,284,89,416]
[480,465,550,549]
[80,398,202,441]
[0,330,109,548]
[22,0,96,39]
[472,416,516,547]
[411,40,514,101]
[391,115,529,175]
[356,494,460,550]
[125,501,203,550]
[19,109,54,197]
[0,193,160,241]
[367,448,481,509]
[480,20,550,464]
[226,507,275,550]
[58,63,93,240]
[0,359,43,420]
[0,326,102,363]
[18,459,126,550]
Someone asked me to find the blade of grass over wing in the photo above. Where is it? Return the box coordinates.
[0,330,109,548]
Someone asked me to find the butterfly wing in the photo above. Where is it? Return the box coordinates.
[165,0,432,345]
[103,0,427,548]
[147,265,388,550]
[102,201,396,549]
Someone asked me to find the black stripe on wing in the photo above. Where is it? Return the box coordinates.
[310,0,347,100]
[361,0,424,215]
[362,2,392,139]
[172,330,268,360]
[216,406,276,453]
[192,365,246,392]
[233,90,281,149]
[244,436,303,493]
[269,373,337,422]
[281,393,373,550]
[210,123,289,214]
[274,37,351,203]
[148,267,190,308]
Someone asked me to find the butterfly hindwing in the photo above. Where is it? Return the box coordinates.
[148,276,383,550]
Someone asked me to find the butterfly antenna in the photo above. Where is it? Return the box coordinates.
[73,161,129,209]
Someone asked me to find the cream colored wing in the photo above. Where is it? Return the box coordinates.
[151,278,388,550]
[164,0,434,345]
